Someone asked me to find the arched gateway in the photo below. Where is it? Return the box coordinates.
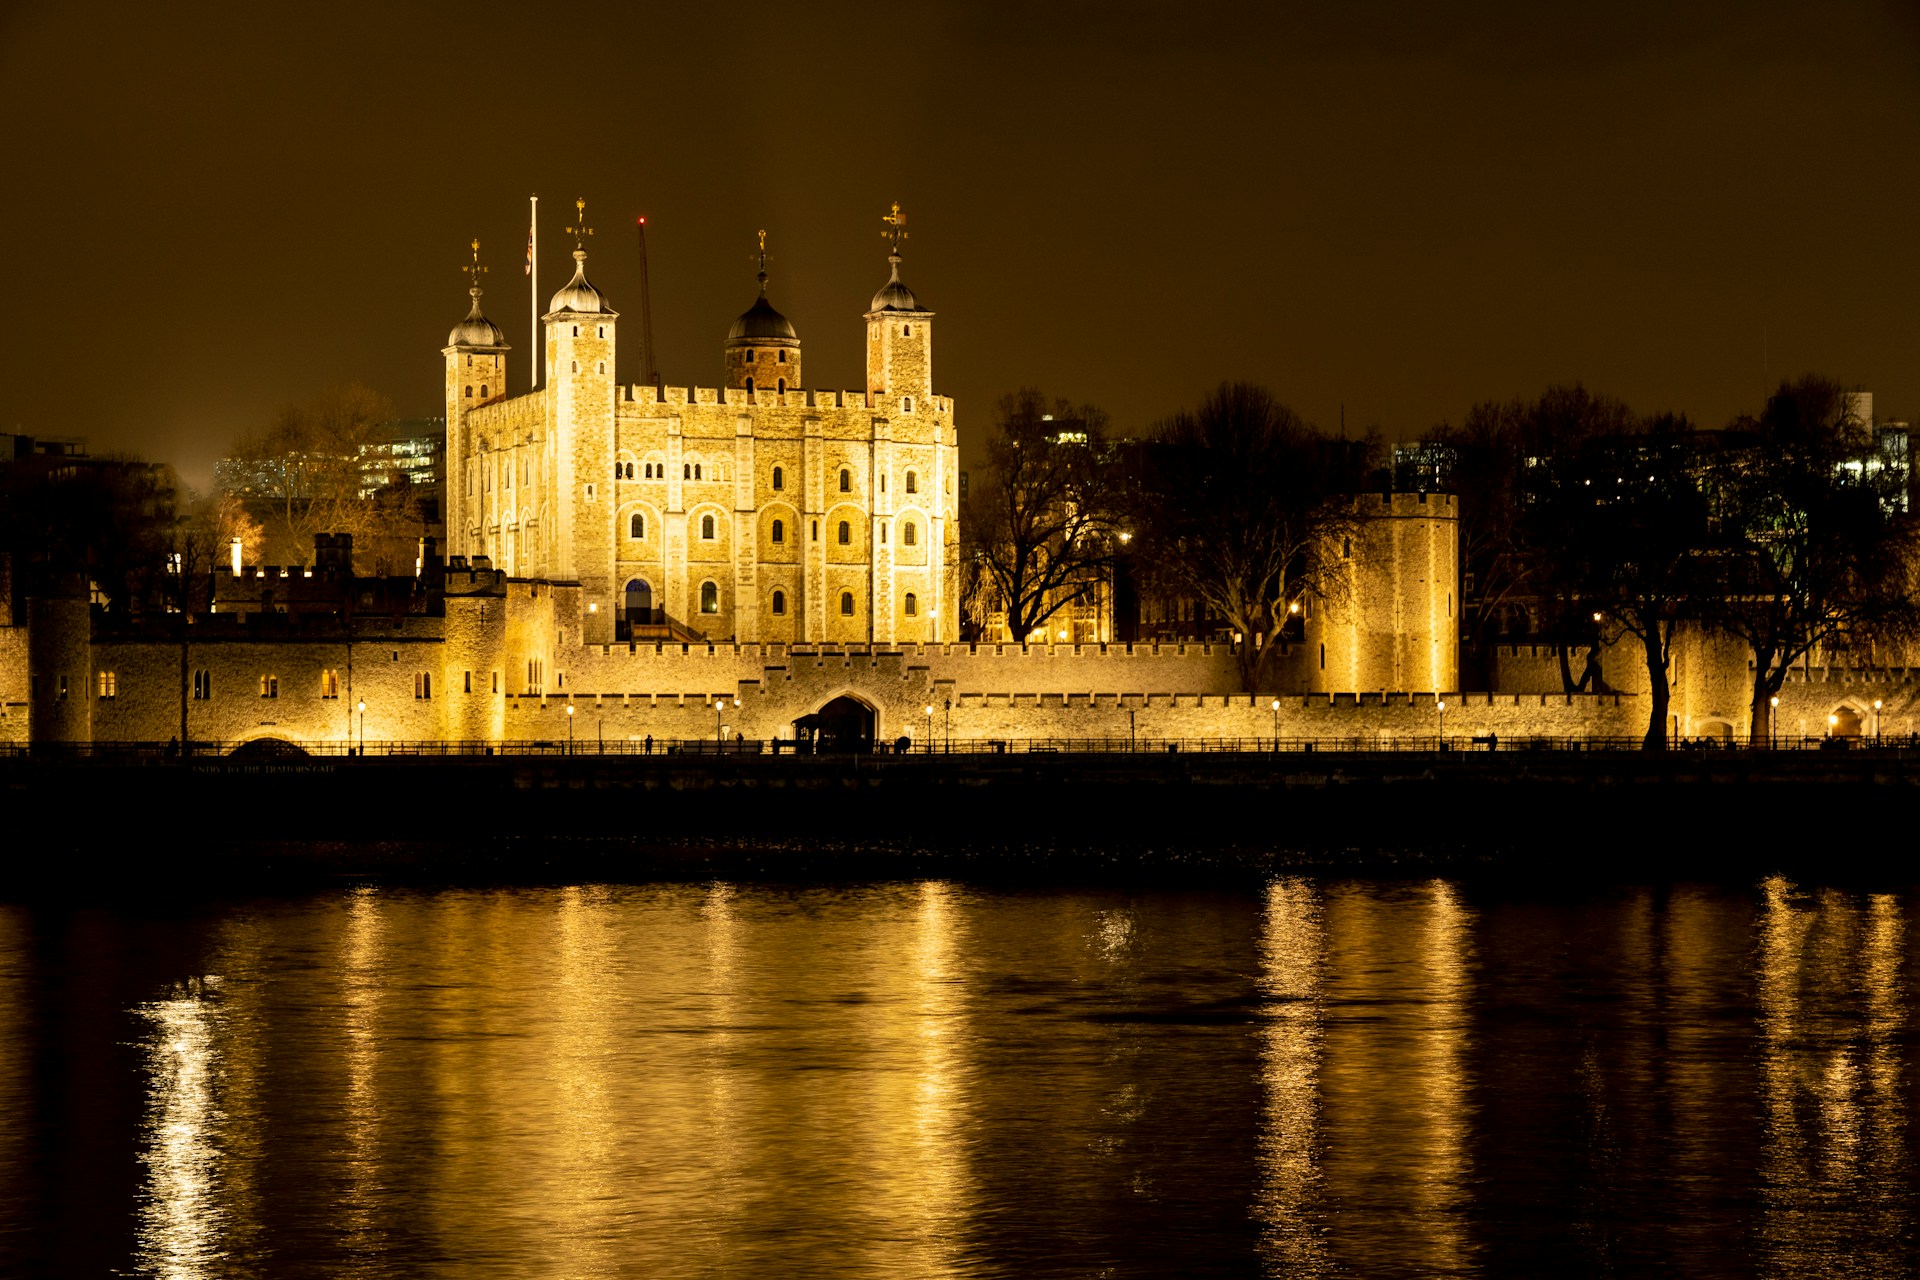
[794,694,875,753]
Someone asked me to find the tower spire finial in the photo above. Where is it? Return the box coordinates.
[756,228,769,292]
[881,200,908,272]
[567,197,594,252]
[462,237,488,297]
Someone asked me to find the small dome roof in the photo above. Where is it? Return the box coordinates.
[869,256,924,313]
[447,290,507,348]
[548,249,609,315]
[728,277,798,342]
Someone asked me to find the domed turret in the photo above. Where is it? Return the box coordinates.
[448,288,508,348]
[869,259,922,313]
[723,231,801,394]
[548,249,610,315]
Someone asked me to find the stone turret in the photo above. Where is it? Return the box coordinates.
[865,202,934,412]
[543,199,618,642]
[724,233,801,394]
[443,239,510,561]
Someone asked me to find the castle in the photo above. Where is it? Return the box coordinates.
[3,202,1897,752]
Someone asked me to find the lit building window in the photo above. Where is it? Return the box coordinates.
[837,521,851,545]
[97,670,116,699]
[904,593,917,617]
[905,471,917,494]
[260,674,279,699]
[839,469,851,492]
[903,521,916,546]
[702,514,716,540]
[414,672,432,699]
[771,519,785,544]
[701,581,719,613]
[321,669,339,699]
[630,513,645,538]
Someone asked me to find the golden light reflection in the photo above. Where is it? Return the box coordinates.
[339,887,383,1259]
[1320,878,1474,1276]
[132,975,228,1280]
[1756,877,1909,1272]
[1256,876,1329,1275]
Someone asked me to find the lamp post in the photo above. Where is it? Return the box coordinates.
[1828,712,1839,742]
[714,699,724,748]
[566,702,574,755]
[1270,699,1280,754]
[1769,695,1778,751]
[944,698,952,753]
[356,699,365,755]
[924,704,934,753]
[1437,699,1447,750]
[1874,698,1883,745]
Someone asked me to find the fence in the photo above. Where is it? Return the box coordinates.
[0,733,1912,761]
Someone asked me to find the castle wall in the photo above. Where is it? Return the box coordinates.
[0,623,27,743]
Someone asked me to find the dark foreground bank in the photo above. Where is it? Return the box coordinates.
[4,748,1913,887]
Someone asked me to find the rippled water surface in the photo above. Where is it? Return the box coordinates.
[2,877,1916,1278]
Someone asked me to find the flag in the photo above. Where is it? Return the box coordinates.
[525,227,533,276]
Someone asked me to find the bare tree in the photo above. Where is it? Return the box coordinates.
[960,389,1123,643]
[1708,376,1919,744]
[1130,383,1371,690]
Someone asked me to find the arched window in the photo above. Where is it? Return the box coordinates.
[701,581,719,613]
[629,513,644,538]
[772,465,784,491]
[839,469,851,492]
[778,349,787,363]
[684,464,691,480]
[745,377,755,393]
[624,579,652,621]
[881,525,887,544]
[464,385,472,397]
[701,514,716,540]
[771,589,786,615]
[480,384,489,398]
[776,379,785,393]
[903,521,916,546]
[905,471,917,494]
[644,463,653,478]
[771,519,785,544]
[570,360,578,373]
[597,362,604,375]
[905,592,918,616]
[695,464,703,480]
[840,591,854,616]
[903,397,913,413]
[811,520,818,541]
[572,325,578,336]
[903,324,911,336]
[837,521,850,545]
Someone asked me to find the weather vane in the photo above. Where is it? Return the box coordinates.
[567,197,594,249]
[756,229,769,277]
[463,237,487,286]
[881,201,908,254]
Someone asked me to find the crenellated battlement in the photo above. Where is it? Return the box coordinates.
[619,384,954,415]
[1344,491,1459,518]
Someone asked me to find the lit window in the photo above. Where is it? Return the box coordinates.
[192,670,211,700]
[97,670,116,699]
[903,521,916,546]
[905,471,917,494]
[840,591,855,616]
[838,521,851,545]
[839,469,851,492]
[414,672,432,699]
[702,514,716,539]
[321,669,339,699]
[771,519,785,544]
[630,513,645,538]
[904,593,917,617]
[772,589,786,615]
[772,465,784,490]
[701,581,719,613]
[260,674,279,699]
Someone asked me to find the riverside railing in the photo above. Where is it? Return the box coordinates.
[1,734,1914,760]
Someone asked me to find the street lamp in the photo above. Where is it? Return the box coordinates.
[566,702,575,754]
[1828,712,1839,741]
[1874,698,1884,744]
[1769,695,1778,750]
[714,696,739,748]
[924,704,934,753]
[1270,699,1280,753]
[1437,699,1447,749]
[356,698,365,755]
[944,698,952,753]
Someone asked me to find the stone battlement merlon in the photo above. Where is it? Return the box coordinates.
[618,385,954,415]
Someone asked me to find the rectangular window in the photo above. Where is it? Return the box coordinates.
[464,670,472,693]
[97,671,116,699]
[415,672,432,700]
[260,674,279,699]
[192,670,211,700]
[492,671,500,694]
[56,675,67,702]
[321,669,339,699]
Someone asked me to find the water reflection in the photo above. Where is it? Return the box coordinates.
[1256,877,1329,1275]
[1758,878,1912,1278]
[131,975,227,1279]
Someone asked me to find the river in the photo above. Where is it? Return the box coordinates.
[0,876,1912,1278]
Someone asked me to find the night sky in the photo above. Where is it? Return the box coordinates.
[5,2,1918,487]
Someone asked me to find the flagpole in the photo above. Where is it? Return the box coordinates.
[528,193,539,388]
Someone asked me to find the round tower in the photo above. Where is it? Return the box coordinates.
[723,231,801,394]
[443,239,510,561]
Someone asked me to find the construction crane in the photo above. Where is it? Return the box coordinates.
[634,215,660,389]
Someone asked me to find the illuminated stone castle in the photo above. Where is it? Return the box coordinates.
[445,202,958,646]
